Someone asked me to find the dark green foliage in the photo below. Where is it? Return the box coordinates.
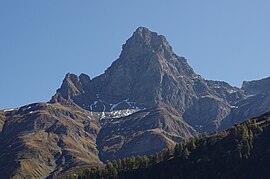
[66,112,270,179]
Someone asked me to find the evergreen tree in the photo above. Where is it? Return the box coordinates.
[182,147,190,159]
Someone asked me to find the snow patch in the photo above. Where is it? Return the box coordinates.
[100,104,106,120]
[88,97,145,116]
[246,94,256,98]
[228,89,237,94]
[230,106,239,109]
[110,100,125,111]
[195,125,204,132]
[3,108,15,112]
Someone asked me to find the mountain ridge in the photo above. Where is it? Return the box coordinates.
[52,27,247,133]
[1,26,270,178]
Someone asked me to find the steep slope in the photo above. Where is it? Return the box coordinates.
[51,73,94,109]
[75,111,270,179]
[0,102,102,178]
[89,27,197,111]
[0,110,5,132]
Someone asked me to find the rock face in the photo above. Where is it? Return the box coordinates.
[52,27,246,133]
[51,73,93,107]
[1,27,270,178]
[242,77,270,95]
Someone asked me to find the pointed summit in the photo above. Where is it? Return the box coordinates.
[86,27,200,108]
[132,26,168,43]
[121,27,172,58]
[132,26,160,42]
[52,27,199,110]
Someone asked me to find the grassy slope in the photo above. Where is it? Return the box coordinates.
[0,102,102,179]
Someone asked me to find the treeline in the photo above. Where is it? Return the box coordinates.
[63,114,270,179]
[65,145,176,179]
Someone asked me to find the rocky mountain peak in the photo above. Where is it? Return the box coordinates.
[121,27,173,59]
[51,73,92,104]
[51,27,198,111]
[132,26,167,43]
[60,73,82,98]
[51,27,248,132]
[63,73,90,83]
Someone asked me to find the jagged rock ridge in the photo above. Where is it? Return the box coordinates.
[52,27,247,132]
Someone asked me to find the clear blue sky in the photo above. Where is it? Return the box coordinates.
[1,1,270,109]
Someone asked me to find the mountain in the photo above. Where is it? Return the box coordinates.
[0,102,102,178]
[51,26,250,158]
[52,27,248,133]
[50,26,270,165]
[75,111,270,179]
[1,27,270,178]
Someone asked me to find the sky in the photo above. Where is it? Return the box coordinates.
[0,1,270,109]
